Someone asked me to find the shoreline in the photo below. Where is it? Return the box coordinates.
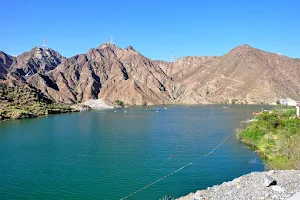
[0,103,79,121]
[178,106,300,200]
[0,103,269,121]
[236,106,300,169]
[177,170,300,200]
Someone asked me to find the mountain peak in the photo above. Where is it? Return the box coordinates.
[233,44,253,50]
[226,44,257,57]
[239,44,251,47]
[0,51,14,67]
[97,42,117,49]
[27,47,63,60]
[7,47,64,76]
[124,46,136,52]
[0,51,15,58]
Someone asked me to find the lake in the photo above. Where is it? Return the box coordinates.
[0,105,270,199]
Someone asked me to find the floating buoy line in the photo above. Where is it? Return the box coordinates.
[120,135,231,200]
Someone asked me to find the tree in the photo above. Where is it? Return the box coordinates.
[115,100,124,107]
[276,100,281,105]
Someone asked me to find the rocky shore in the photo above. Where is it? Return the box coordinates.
[177,170,300,200]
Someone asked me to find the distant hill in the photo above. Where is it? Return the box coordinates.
[1,43,300,105]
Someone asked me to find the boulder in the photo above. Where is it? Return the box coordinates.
[264,175,277,187]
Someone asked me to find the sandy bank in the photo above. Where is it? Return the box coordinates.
[83,99,114,110]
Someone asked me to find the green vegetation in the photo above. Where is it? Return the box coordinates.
[114,99,124,107]
[276,100,281,105]
[0,84,77,120]
[237,106,300,169]
[231,99,237,104]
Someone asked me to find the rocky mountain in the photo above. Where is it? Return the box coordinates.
[0,51,14,79]
[1,43,300,105]
[26,43,185,104]
[9,47,64,76]
[157,44,300,104]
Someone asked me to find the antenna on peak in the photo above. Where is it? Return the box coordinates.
[110,34,114,44]
[170,55,175,63]
[43,37,47,49]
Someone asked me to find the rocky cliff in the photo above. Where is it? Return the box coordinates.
[0,51,14,79]
[1,44,300,105]
[10,47,64,76]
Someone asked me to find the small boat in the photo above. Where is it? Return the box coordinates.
[223,106,229,108]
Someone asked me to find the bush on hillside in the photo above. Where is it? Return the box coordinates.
[115,100,124,107]
[237,107,300,169]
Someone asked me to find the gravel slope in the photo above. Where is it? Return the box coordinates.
[177,170,300,200]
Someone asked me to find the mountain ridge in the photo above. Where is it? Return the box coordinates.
[1,43,299,105]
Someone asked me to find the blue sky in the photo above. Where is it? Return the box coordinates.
[1,0,299,60]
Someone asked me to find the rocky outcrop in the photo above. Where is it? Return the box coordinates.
[177,170,300,200]
[2,44,300,105]
[9,47,63,76]
[82,99,113,109]
[0,51,14,79]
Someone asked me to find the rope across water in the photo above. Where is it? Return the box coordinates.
[120,135,231,200]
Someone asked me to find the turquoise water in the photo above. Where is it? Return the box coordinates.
[0,105,269,199]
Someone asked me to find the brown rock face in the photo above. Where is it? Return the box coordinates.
[9,47,64,76]
[186,44,300,104]
[0,51,14,80]
[27,43,180,104]
[2,43,300,105]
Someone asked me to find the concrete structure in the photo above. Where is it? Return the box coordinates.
[296,101,300,118]
[43,37,47,49]
[280,98,297,106]
[170,55,174,62]
[110,34,114,44]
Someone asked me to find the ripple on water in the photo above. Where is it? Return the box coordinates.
[0,105,270,199]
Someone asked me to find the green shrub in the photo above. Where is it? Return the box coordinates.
[231,99,237,104]
[0,83,77,121]
[115,100,124,107]
[159,196,174,200]
[276,100,281,105]
[237,107,300,169]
